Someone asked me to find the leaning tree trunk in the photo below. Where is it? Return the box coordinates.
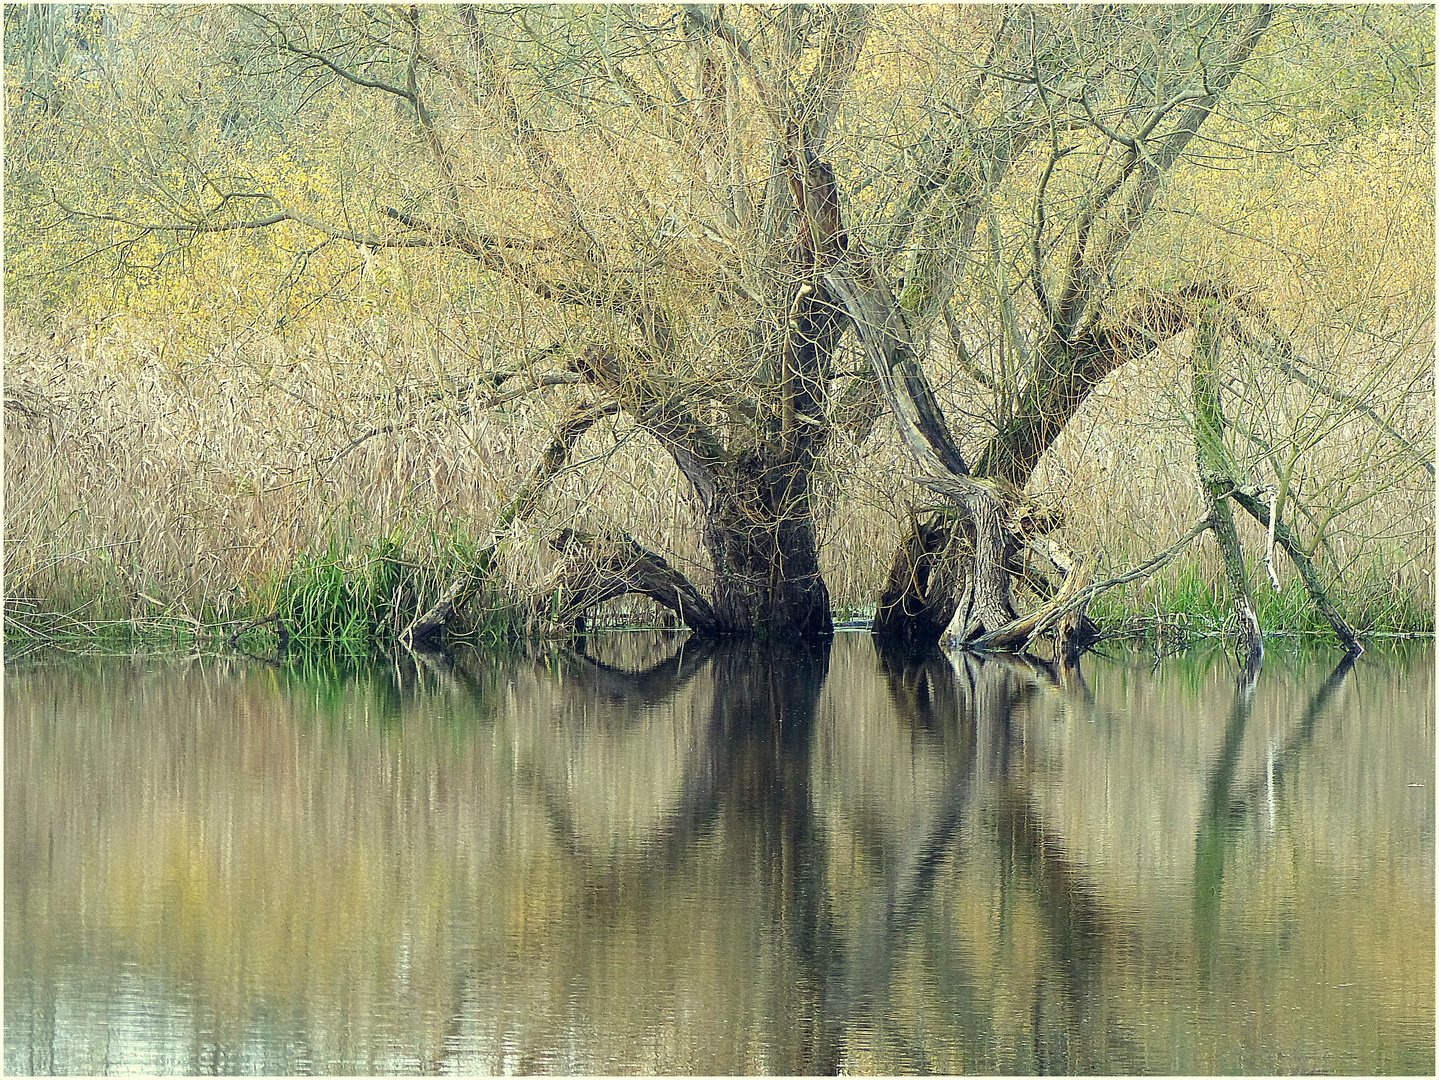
[862,8,1274,651]
[869,288,1226,650]
[870,329,1131,649]
[1193,314,1264,669]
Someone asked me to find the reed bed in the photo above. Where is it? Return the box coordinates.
[4,302,1431,654]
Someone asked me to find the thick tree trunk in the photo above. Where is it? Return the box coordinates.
[548,138,847,642]
[703,488,833,638]
[547,452,832,640]
[871,289,1224,650]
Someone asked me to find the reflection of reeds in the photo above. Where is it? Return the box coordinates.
[6,636,1433,1074]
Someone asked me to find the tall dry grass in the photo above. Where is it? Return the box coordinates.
[4,298,1431,645]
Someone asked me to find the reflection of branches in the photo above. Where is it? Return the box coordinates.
[518,639,828,876]
[817,644,975,1063]
[1236,656,1356,808]
[515,749,724,875]
[1193,654,1354,977]
[512,641,728,878]
[397,640,491,699]
[950,650,1143,1069]
[552,634,716,710]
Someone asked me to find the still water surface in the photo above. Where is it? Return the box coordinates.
[5,634,1434,1075]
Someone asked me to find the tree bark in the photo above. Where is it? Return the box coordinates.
[695,451,831,637]
[1194,316,1263,669]
[871,286,1230,649]
[873,512,970,650]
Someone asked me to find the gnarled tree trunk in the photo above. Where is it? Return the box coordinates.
[553,347,835,639]
[702,455,832,637]
[871,288,1247,650]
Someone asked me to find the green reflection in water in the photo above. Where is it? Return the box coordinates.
[4,637,1434,1075]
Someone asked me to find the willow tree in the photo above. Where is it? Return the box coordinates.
[26,4,1425,647]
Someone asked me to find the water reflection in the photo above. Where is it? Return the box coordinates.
[5,637,1433,1074]
[1193,655,1356,981]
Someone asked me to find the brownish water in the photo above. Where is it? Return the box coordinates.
[4,634,1433,1075]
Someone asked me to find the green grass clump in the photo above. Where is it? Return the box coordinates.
[1086,553,1433,647]
[272,530,525,657]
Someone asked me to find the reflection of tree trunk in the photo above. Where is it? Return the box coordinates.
[1193,654,1354,981]
[513,636,843,1070]
[1191,661,1257,982]
[557,633,716,702]
[833,644,978,1059]
[863,647,1138,1069]
[517,637,726,874]
[958,651,1140,1071]
[704,640,841,1074]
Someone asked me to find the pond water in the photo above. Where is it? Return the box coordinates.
[4,634,1434,1075]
